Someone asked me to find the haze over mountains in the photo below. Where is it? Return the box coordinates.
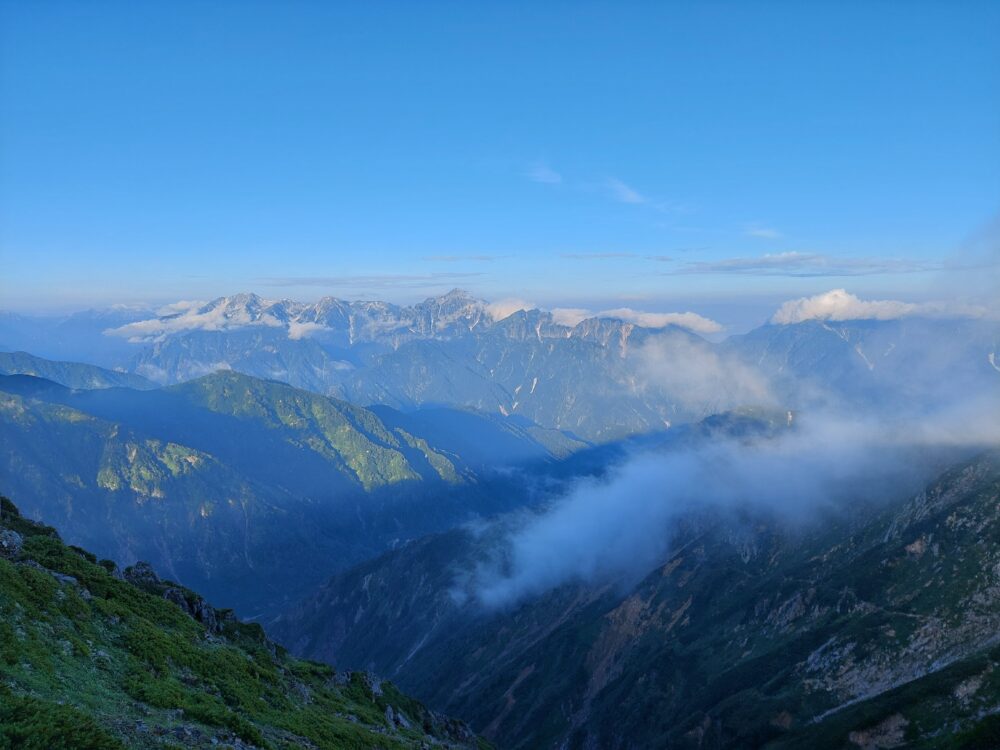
[3,288,998,442]
[4,0,997,745]
[2,287,999,748]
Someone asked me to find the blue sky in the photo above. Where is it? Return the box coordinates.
[1,1,998,326]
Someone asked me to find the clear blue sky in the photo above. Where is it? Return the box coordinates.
[1,1,998,323]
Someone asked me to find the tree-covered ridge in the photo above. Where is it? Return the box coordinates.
[168,370,461,488]
[0,350,154,391]
[0,495,487,750]
[0,369,574,617]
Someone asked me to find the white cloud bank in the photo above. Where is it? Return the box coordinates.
[486,298,536,321]
[600,308,723,334]
[473,397,1000,609]
[772,289,918,324]
[771,289,995,325]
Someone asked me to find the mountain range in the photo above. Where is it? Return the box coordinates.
[273,448,1000,749]
[0,366,581,616]
[2,292,999,749]
[3,291,997,442]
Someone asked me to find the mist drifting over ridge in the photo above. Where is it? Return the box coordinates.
[470,328,1000,609]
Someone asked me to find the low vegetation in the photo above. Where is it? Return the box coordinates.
[0,494,486,750]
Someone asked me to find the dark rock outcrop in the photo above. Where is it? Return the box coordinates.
[0,528,23,558]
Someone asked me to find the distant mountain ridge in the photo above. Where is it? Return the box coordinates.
[3,292,998,442]
[0,350,155,391]
[113,290,499,345]
[0,366,577,616]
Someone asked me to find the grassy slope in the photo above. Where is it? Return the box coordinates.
[0,495,487,750]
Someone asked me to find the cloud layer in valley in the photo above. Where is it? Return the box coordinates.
[473,395,1000,609]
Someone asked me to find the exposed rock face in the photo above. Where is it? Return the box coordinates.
[361,671,383,697]
[385,704,413,730]
[848,713,909,749]
[0,528,22,558]
[124,560,161,587]
[162,587,220,633]
[189,595,220,633]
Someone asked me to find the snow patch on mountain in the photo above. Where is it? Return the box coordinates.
[109,293,288,342]
[104,290,725,343]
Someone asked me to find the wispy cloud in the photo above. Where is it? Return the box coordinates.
[527,163,690,216]
[606,177,645,204]
[557,252,676,262]
[422,254,506,262]
[559,252,640,260]
[745,224,783,240]
[667,252,944,277]
[526,163,563,184]
[261,272,484,289]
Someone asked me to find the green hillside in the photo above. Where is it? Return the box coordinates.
[0,494,486,750]
[168,371,462,488]
[0,351,154,391]
[0,369,582,618]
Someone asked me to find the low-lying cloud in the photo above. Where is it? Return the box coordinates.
[548,306,723,334]
[108,298,285,342]
[636,331,774,409]
[473,397,1000,609]
[486,298,536,321]
[287,321,331,340]
[601,308,723,334]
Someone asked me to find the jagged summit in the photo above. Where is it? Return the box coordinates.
[435,287,479,302]
[106,289,695,347]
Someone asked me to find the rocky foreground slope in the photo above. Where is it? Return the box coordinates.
[0,494,487,749]
[276,452,1000,749]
